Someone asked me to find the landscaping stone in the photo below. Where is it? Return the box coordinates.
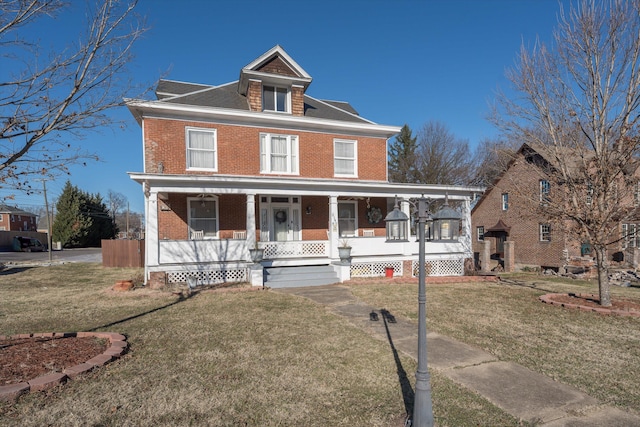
[0,383,29,403]
[28,372,67,392]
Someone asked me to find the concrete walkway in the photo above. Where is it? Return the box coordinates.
[274,284,640,426]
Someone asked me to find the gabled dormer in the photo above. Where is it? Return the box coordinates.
[238,45,312,116]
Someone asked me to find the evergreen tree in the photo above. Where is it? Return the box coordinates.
[388,124,419,183]
[52,181,116,248]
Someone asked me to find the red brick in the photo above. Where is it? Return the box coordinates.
[109,340,128,348]
[104,347,125,358]
[63,363,96,379]
[86,354,113,367]
[0,382,29,403]
[28,373,67,392]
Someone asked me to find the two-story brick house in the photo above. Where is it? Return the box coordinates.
[127,45,482,288]
[0,204,38,232]
[472,142,640,272]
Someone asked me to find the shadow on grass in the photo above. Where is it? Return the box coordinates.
[0,266,34,276]
[379,308,413,424]
[88,291,194,332]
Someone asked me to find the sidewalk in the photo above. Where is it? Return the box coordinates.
[275,284,640,426]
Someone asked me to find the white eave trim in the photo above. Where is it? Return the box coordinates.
[128,172,485,200]
[126,99,401,138]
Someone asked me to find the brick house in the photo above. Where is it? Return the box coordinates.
[127,45,483,288]
[472,143,640,272]
[0,204,38,232]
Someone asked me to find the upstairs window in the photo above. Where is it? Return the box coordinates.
[540,180,550,204]
[586,182,593,207]
[539,223,551,242]
[186,128,217,171]
[622,223,640,249]
[634,181,640,207]
[501,193,509,211]
[334,139,357,177]
[263,85,289,112]
[260,133,299,174]
[476,226,485,241]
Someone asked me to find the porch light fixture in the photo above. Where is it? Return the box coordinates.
[384,197,409,241]
[306,205,312,215]
[385,194,435,426]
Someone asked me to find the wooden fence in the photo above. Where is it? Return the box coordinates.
[101,239,145,268]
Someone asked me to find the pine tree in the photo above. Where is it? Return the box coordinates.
[388,124,418,183]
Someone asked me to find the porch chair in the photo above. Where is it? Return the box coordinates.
[233,230,247,239]
[190,230,204,240]
[363,229,375,237]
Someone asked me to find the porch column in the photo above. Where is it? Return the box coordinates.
[461,196,472,258]
[246,193,256,244]
[147,190,159,268]
[400,198,413,256]
[329,195,339,260]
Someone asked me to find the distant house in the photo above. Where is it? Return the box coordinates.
[471,143,640,271]
[127,45,482,288]
[0,204,38,232]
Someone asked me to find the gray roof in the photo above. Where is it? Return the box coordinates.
[154,79,371,124]
[0,204,36,216]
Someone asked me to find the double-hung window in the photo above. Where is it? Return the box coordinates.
[334,139,357,177]
[260,133,299,174]
[539,223,551,242]
[501,193,509,211]
[263,85,289,112]
[540,180,550,204]
[338,201,357,237]
[477,226,485,241]
[188,197,218,239]
[622,223,640,249]
[186,128,217,171]
[634,181,640,207]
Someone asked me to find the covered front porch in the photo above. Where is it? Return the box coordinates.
[131,173,481,288]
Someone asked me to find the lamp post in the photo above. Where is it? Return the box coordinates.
[384,196,434,427]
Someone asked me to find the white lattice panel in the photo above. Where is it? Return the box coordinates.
[412,259,464,277]
[262,241,328,258]
[351,261,403,277]
[167,268,247,285]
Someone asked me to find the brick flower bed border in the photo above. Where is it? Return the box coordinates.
[0,332,128,403]
[539,293,640,317]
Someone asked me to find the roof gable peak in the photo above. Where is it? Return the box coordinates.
[238,45,312,95]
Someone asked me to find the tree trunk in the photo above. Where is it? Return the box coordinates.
[594,245,612,307]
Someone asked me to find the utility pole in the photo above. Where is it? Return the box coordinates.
[42,180,53,263]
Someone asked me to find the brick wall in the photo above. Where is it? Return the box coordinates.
[143,118,388,181]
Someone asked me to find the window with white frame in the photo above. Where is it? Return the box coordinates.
[334,139,357,177]
[186,128,217,171]
[586,182,593,207]
[260,133,299,174]
[622,223,640,249]
[188,197,218,239]
[540,179,550,204]
[262,85,289,112]
[477,226,485,241]
[501,193,509,211]
[338,201,357,237]
[539,223,551,242]
[634,181,640,207]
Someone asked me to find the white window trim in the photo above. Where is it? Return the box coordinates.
[186,127,218,171]
[334,138,358,178]
[262,84,291,113]
[539,179,550,203]
[539,223,551,242]
[477,226,485,241]
[187,196,219,239]
[260,133,299,175]
[501,193,509,211]
[337,201,358,237]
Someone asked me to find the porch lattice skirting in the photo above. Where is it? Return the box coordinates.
[166,268,247,285]
[411,258,464,277]
[350,261,403,277]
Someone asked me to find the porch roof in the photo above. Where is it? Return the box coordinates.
[129,173,484,201]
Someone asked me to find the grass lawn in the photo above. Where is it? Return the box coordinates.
[351,273,640,416]
[0,263,526,426]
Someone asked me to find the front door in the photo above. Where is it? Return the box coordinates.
[273,207,290,242]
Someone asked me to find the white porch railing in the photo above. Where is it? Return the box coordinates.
[261,240,329,259]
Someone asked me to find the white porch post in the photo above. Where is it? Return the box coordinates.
[329,195,339,260]
[146,190,159,269]
[462,196,472,258]
[400,197,413,255]
[246,193,256,244]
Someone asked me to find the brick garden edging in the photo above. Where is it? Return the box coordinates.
[0,332,128,403]
[539,293,640,317]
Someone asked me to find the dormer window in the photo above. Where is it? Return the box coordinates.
[263,85,289,112]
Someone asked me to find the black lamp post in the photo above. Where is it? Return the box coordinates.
[384,196,434,427]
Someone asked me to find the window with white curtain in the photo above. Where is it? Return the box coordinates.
[186,128,217,171]
[260,133,298,174]
[188,197,218,239]
[334,139,357,177]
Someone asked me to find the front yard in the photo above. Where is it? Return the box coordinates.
[0,264,638,426]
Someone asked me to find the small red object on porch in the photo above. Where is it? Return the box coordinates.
[385,267,394,278]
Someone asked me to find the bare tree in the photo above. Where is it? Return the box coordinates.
[107,189,127,218]
[471,136,519,188]
[492,0,640,306]
[0,0,147,195]
[415,120,476,185]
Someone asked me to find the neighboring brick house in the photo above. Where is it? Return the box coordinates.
[127,45,482,288]
[472,143,640,271]
[0,204,38,232]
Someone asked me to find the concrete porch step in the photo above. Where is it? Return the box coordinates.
[265,265,341,288]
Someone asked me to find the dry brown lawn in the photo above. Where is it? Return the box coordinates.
[0,263,525,427]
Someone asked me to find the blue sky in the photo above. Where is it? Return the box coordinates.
[4,0,568,214]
